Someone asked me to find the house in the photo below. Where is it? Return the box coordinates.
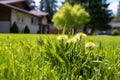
[109,21,120,35]
[0,0,50,33]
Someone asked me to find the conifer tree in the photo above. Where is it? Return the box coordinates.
[27,0,36,9]
[40,0,58,18]
[87,0,113,34]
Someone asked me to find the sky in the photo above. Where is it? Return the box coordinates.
[107,0,119,15]
[34,0,119,15]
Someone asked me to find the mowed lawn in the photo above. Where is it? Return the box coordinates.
[0,34,120,80]
[0,34,120,48]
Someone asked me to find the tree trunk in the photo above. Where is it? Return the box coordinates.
[83,26,87,34]
[89,28,95,35]
[74,28,77,33]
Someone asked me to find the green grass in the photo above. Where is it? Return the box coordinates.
[87,36,120,49]
[0,34,120,80]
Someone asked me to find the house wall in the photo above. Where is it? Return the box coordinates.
[0,5,11,33]
[41,17,47,25]
[11,9,39,33]
[39,16,49,33]
[0,22,10,33]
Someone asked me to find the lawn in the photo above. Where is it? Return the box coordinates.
[0,34,120,80]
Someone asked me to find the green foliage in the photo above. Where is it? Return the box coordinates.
[10,22,19,33]
[23,25,30,33]
[112,14,120,22]
[52,2,89,29]
[87,0,113,31]
[65,0,113,34]
[37,34,120,80]
[65,0,88,6]
[27,0,36,9]
[40,0,58,18]
[112,29,119,35]
[0,34,119,80]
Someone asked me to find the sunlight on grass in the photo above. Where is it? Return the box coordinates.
[0,34,119,80]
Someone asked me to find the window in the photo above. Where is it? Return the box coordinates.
[17,13,24,23]
[31,17,37,25]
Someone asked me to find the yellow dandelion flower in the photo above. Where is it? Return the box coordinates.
[67,37,77,43]
[85,42,95,48]
[57,34,68,40]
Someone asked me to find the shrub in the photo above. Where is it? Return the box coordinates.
[10,22,19,33]
[52,2,89,29]
[111,29,119,35]
[23,25,30,33]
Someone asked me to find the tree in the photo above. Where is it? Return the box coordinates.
[52,2,89,30]
[86,0,113,34]
[27,0,36,9]
[40,0,58,18]
[65,0,88,6]
[64,0,113,34]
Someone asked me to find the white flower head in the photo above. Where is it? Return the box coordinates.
[57,34,68,40]
[76,32,87,38]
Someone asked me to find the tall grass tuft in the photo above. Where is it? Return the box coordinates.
[0,34,119,80]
